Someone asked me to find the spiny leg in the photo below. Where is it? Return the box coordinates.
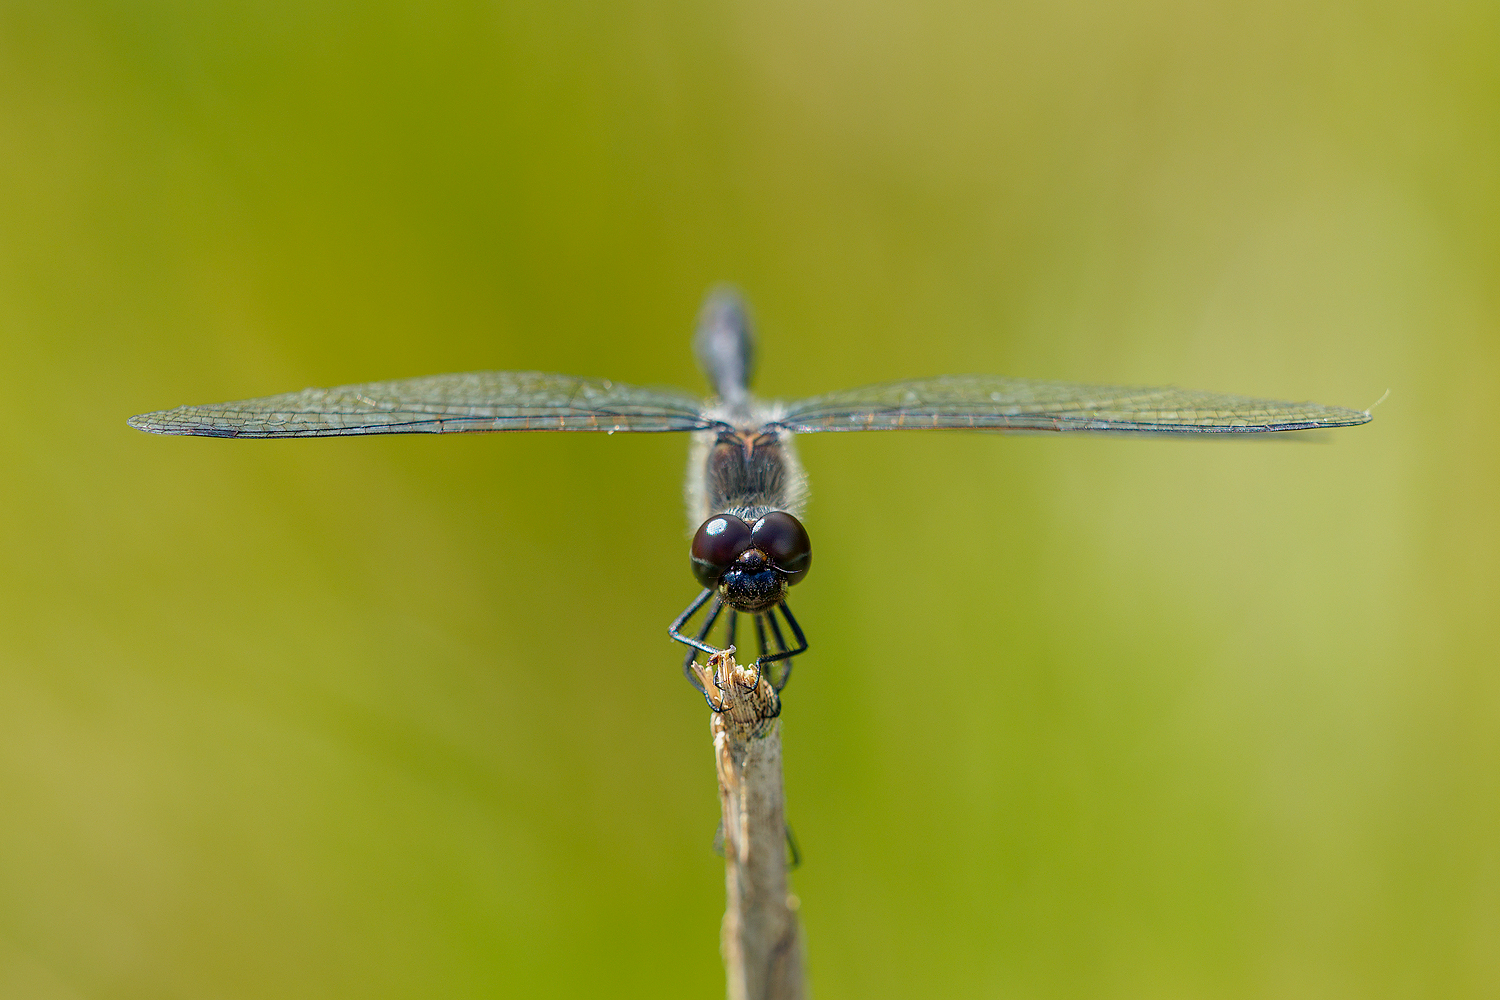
[669,588,730,711]
[684,600,726,709]
[776,600,808,664]
[754,613,770,687]
[713,610,776,719]
[748,600,808,694]
[766,609,793,692]
[668,587,717,657]
[724,608,762,690]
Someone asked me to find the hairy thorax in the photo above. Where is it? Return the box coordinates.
[685,401,808,529]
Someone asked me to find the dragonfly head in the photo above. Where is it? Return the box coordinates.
[690,511,811,612]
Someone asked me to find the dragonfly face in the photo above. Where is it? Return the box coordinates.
[129,285,1372,713]
[691,511,812,613]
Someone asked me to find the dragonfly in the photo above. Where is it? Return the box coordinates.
[130,287,1373,712]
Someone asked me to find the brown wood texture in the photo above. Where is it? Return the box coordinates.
[691,651,804,1000]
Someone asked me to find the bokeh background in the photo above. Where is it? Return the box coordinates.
[1,1,1496,997]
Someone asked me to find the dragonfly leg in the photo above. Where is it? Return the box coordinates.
[669,587,719,658]
[751,600,808,693]
[727,610,779,718]
[723,608,767,694]
[669,588,731,711]
[765,609,791,692]
[752,613,770,692]
[722,609,753,696]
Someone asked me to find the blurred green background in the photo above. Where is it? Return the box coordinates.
[1,1,1495,997]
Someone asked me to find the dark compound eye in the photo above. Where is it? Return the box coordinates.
[751,511,812,585]
[690,514,752,588]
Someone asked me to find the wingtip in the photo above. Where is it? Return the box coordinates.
[128,409,187,435]
[1318,403,1373,428]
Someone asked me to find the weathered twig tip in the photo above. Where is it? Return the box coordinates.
[690,647,781,739]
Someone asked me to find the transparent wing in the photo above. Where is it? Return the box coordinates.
[778,375,1372,434]
[128,371,713,438]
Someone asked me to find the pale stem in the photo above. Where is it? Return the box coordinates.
[689,649,804,1000]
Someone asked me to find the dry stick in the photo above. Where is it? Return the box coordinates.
[691,649,804,1000]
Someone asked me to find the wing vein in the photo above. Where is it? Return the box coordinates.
[128,371,713,438]
[778,375,1371,434]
